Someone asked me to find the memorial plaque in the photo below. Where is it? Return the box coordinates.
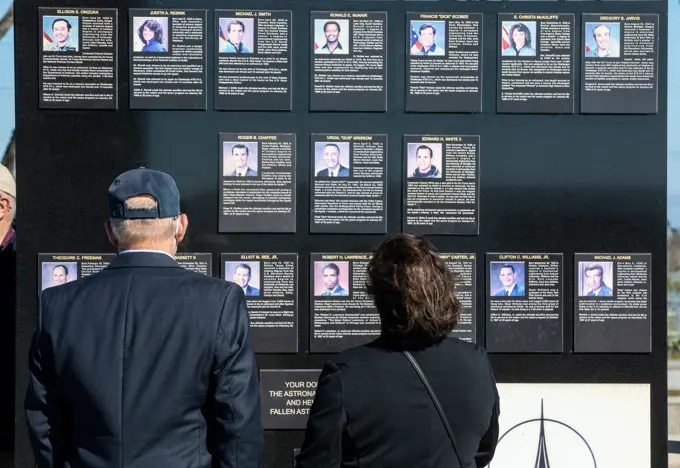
[486,253,564,353]
[309,253,379,353]
[497,14,575,114]
[574,253,651,353]
[260,369,321,430]
[218,133,296,233]
[581,14,659,114]
[38,253,115,292]
[175,253,212,276]
[405,12,482,113]
[38,7,118,109]
[440,253,477,343]
[310,134,387,234]
[222,253,298,353]
[129,9,207,109]
[214,10,292,111]
[402,134,480,235]
[310,11,387,111]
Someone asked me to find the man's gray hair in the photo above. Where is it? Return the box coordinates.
[109,196,178,246]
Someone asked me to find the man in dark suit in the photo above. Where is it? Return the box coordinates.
[584,264,613,297]
[494,264,525,296]
[316,143,349,177]
[232,263,260,296]
[25,167,263,468]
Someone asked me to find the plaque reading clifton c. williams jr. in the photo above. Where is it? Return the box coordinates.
[129,9,207,110]
[581,14,659,114]
[574,253,651,353]
[39,8,118,109]
[38,253,116,292]
[406,12,483,113]
[218,133,296,233]
[403,135,480,235]
[310,134,387,234]
[260,369,321,430]
[310,253,380,353]
[497,14,575,114]
[310,11,387,112]
[486,253,563,353]
[214,10,292,111]
[175,253,212,276]
[221,253,298,353]
[440,253,477,343]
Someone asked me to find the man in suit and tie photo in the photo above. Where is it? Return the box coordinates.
[231,263,260,297]
[494,264,525,296]
[226,143,257,177]
[318,263,349,296]
[316,143,349,177]
[583,263,613,297]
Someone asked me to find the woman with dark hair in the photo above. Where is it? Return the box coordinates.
[295,234,499,468]
[138,19,166,52]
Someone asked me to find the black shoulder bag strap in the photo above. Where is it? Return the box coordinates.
[402,350,465,468]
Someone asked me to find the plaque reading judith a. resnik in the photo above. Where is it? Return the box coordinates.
[129,9,207,110]
[222,253,298,353]
[214,10,292,111]
[39,7,118,109]
[218,133,296,233]
[310,11,387,112]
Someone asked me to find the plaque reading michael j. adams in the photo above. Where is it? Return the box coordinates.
[218,133,296,233]
[214,10,292,111]
[486,253,563,353]
[221,253,298,353]
[440,253,477,343]
[39,8,118,109]
[175,253,212,276]
[406,13,482,113]
[574,253,651,353]
[129,9,207,109]
[260,369,321,430]
[310,134,387,234]
[581,14,659,114]
[310,11,387,112]
[497,14,575,114]
[309,253,379,353]
[402,135,480,235]
[38,253,116,292]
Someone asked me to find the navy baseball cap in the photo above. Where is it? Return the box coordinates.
[108,167,180,219]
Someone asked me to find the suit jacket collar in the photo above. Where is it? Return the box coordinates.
[107,251,181,269]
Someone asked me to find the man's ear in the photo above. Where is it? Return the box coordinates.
[176,214,188,244]
[0,195,10,222]
[105,220,118,249]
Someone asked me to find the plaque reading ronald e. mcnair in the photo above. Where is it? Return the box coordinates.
[218,133,296,233]
[39,7,118,109]
[574,253,651,353]
[310,134,387,234]
[214,10,292,111]
[497,13,575,114]
[581,14,659,114]
[406,12,483,113]
[129,9,207,110]
[260,369,321,430]
[402,135,480,235]
[486,253,564,353]
[440,253,477,343]
[38,253,116,292]
[221,253,298,353]
[309,253,380,353]
[310,11,387,112]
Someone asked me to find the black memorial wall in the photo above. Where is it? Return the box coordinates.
[15,0,668,466]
